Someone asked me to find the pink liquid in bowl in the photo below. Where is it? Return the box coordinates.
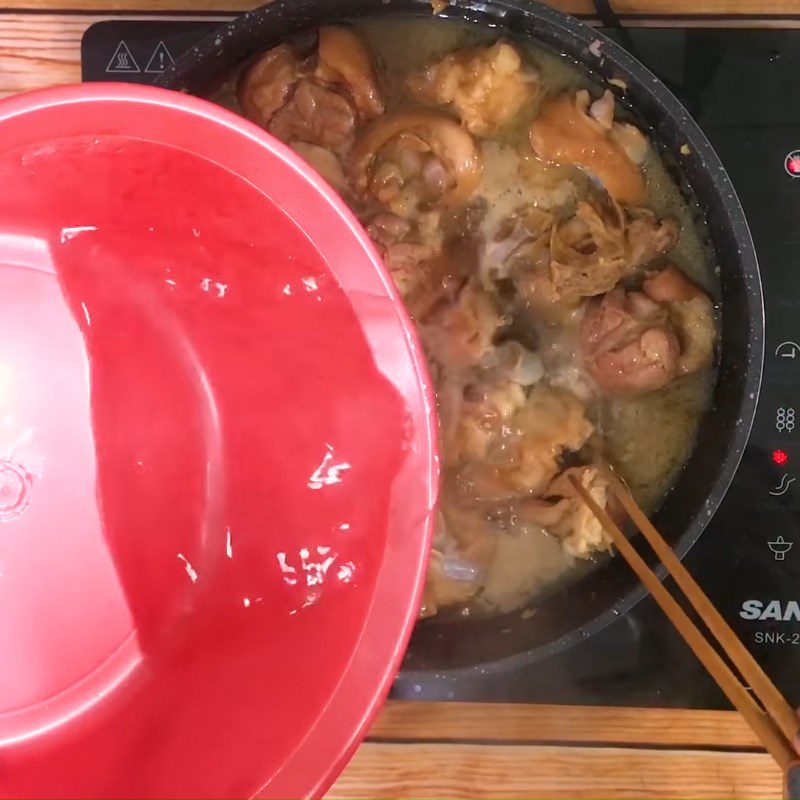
[0,85,436,799]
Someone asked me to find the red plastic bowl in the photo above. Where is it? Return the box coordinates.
[0,84,437,798]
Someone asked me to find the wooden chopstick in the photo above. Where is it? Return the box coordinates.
[602,468,800,746]
[568,473,799,770]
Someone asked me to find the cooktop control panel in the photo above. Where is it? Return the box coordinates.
[82,20,800,709]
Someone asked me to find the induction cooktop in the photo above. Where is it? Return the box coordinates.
[82,18,800,710]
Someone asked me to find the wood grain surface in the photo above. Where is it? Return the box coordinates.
[4,3,799,797]
[3,0,800,14]
[345,701,781,797]
[1,14,88,96]
[0,0,590,12]
[371,701,763,748]
[328,742,782,799]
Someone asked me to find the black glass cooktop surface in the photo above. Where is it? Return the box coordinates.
[83,20,800,710]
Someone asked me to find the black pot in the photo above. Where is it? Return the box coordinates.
[160,0,764,672]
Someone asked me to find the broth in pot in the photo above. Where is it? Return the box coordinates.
[215,18,717,619]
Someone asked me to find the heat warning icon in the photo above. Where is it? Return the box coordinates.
[106,40,140,74]
[785,150,800,178]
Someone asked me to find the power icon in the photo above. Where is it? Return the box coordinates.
[786,150,800,177]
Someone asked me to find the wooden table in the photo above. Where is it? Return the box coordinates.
[1,1,796,795]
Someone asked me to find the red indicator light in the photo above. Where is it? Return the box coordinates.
[773,449,789,465]
[786,151,800,177]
